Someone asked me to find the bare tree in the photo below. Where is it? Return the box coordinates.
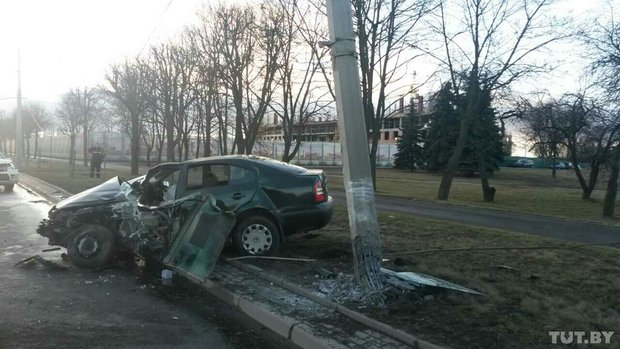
[104,59,153,175]
[0,111,11,153]
[20,102,51,159]
[585,2,620,216]
[266,0,334,162]
[65,87,104,167]
[520,98,565,178]
[204,4,284,155]
[148,41,197,161]
[430,0,565,201]
[56,90,83,177]
[552,92,620,200]
[353,0,435,188]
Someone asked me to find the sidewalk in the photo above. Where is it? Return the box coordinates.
[18,173,444,349]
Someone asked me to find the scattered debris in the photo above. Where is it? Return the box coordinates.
[226,256,316,262]
[161,269,173,279]
[381,268,484,295]
[314,267,336,279]
[41,247,61,253]
[14,255,68,270]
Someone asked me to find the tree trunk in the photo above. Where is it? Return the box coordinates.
[157,139,164,163]
[603,147,620,217]
[369,131,379,190]
[146,148,151,167]
[69,134,76,178]
[569,146,590,199]
[584,163,600,200]
[478,156,495,202]
[34,134,39,159]
[438,115,471,200]
[83,127,88,167]
[130,111,140,176]
[166,115,175,162]
[551,155,556,178]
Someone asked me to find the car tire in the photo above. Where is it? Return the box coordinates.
[233,216,280,256]
[4,184,14,192]
[67,224,116,269]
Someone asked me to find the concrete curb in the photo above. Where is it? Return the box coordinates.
[226,259,444,349]
[201,278,345,349]
[17,173,73,204]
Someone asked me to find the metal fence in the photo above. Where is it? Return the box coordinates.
[24,132,397,167]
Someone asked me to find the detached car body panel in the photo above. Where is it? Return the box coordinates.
[37,156,334,270]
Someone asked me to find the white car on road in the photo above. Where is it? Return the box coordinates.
[0,153,19,192]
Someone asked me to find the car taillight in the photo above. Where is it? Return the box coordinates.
[313,179,325,202]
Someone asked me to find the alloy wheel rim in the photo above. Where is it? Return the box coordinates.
[77,234,100,258]
[241,223,273,254]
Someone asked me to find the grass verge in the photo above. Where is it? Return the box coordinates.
[19,158,145,194]
[327,167,613,224]
[277,205,620,348]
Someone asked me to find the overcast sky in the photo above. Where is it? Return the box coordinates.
[0,0,211,110]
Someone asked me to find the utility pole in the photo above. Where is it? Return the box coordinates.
[325,0,383,293]
[15,49,23,169]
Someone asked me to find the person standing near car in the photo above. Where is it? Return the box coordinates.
[88,143,105,178]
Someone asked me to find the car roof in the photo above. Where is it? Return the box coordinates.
[164,155,311,174]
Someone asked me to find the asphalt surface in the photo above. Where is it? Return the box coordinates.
[331,191,620,245]
[0,185,295,349]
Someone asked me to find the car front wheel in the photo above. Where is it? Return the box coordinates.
[67,224,116,268]
[233,216,280,256]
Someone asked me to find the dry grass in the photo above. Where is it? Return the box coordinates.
[326,167,613,223]
[20,158,147,194]
[284,205,620,349]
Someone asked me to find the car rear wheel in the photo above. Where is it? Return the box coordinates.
[233,216,280,256]
[4,184,14,192]
[67,224,115,268]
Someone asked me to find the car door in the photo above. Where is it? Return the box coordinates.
[185,162,257,212]
[163,195,236,282]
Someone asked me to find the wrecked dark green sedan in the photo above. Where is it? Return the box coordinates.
[37,156,334,269]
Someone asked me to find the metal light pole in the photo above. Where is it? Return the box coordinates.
[15,49,23,169]
[325,0,383,292]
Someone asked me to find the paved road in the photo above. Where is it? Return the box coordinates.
[331,191,620,245]
[0,186,294,349]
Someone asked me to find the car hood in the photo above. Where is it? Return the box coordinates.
[55,177,124,210]
[0,159,13,165]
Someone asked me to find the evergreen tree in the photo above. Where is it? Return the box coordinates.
[394,112,424,171]
[425,83,461,172]
[425,83,505,176]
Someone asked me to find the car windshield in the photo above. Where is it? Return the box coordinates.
[0,153,5,159]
